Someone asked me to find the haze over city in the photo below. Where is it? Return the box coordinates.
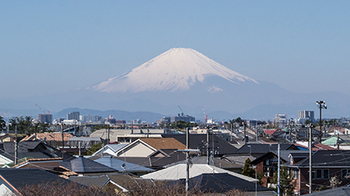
[1,1,350,120]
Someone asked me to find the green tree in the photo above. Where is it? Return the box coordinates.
[87,143,103,155]
[242,158,255,178]
[269,166,295,195]
[9,116,35,134]
[170,121,197,130]
[0,116,6,132]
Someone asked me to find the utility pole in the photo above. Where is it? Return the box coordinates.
[14,125,18,165]
[277,143,281,196]
[178,128,199,196]
[207,128,210,165]
[107,125,110,144]
[337,133,340,150]
[78,141,81,156]
[316,101,327,142]
[61,123,65,150]
[244,122,248,144]
[308,125,312,194]
[147,124,149,138]
[186,127,190,195]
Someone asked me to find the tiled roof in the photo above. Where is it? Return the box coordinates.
[185,173,272,193]
[141,163,257,182]
[69,175,109,188]
[21,132,73,142]
[113,149,187,169]
[161,134,238,155]
[140,138,186,150]
[94,156,154,172]
[0,168,71,190]
[294,142,336,151]
[292,150,350,167]
[165,156,242,169]
[60,156,117,173]
[235,144,297,154]
[0,152,52,162]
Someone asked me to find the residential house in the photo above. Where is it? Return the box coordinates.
[288,150,350,195]
[0,133,14,143]
[294,141,336,151]
[162,134,238,156]
[234,144,299,159]
[112,148,187,170]
[93,156,154,175]
[0,168,72,195]
[141,163,257,182]
[91,143,127,157]
[20,132,74,148]
[251,150,307,187]
[60,156,117,176]
[223,154,256,173]
[179,173,274,195]
[69,173,153,195]
[303,185,350,196]
[0,141,63,166]
[115,138,186,157]
[90,129,165,143]
[165,156,243,173]
[67,136,103,148]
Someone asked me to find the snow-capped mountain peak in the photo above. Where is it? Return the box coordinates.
[93,48,258,92]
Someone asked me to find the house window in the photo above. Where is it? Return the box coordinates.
[323,169,329,179]
[341,169,350,179]
[316,170,322,179]
[313,169,330,179]
[293,169,298,179]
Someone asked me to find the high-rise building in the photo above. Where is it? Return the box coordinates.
[298,111,314,122]
[67,112,80,120]
[80,115,103,123]
[38,114,53,125]
[171,113,195,123]
[273,114,287,126]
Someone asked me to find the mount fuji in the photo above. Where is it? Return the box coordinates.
[2,48,349,121]
[93,48,258,93]
[87,48,298,117]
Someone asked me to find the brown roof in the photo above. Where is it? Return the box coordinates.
[294,143,336,151]
[21,133,73,142]
[140,138,186,150]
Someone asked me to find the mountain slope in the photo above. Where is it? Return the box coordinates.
[93,48,258,93]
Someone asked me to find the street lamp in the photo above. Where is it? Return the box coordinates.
[316,101,327,142]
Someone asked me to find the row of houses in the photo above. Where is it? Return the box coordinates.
[2,124,350,195]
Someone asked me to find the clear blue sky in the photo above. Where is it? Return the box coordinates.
[1,1,350,99]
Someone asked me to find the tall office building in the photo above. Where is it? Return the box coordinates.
[298,111,314,122]
[38,114,53,125]
[67,112,80,120]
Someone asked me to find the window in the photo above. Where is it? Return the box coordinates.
[323,170,329,179]
[312,169,330,179]
[342,169,350,179]
[316,170,322,179]
[293,169,298,179]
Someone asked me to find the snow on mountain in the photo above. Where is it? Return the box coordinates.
[93,48,258,93]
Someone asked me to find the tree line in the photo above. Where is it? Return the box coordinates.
[0,116,50,135]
